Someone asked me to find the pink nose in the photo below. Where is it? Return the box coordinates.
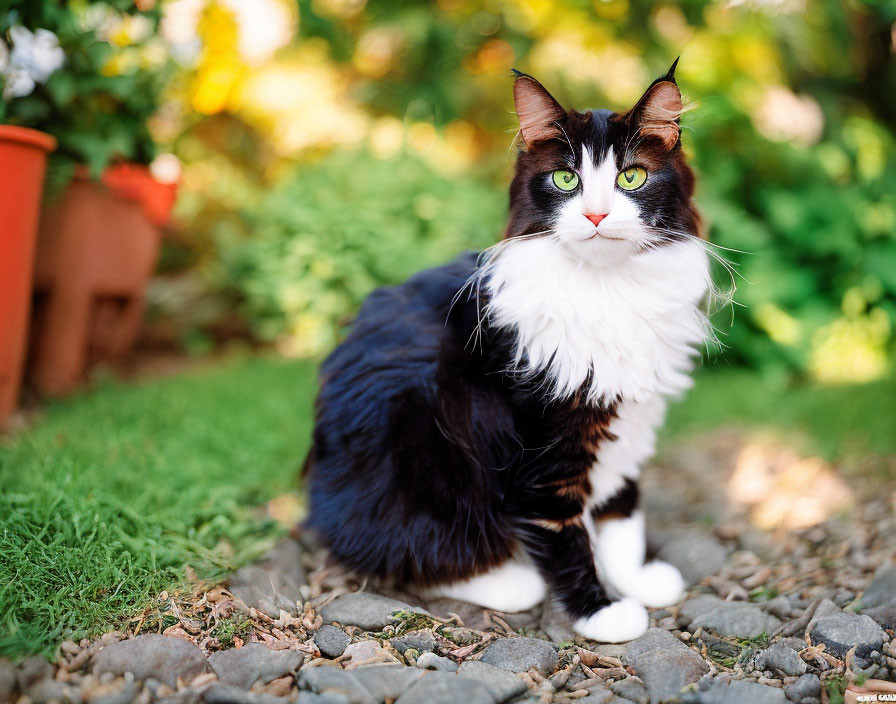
[585,213,608,226]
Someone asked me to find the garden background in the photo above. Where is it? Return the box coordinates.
[2,0,896,661]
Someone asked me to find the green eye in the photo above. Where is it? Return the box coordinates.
[551,170,580,192]
[617,167,647,190]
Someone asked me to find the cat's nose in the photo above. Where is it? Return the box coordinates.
[584,213,608,226]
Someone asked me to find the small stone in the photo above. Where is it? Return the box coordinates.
[657,533,728,586]
[296,692,351,704]
[479,636,558,676]
[677,595,781,638]
[390,630,437,655]
[0,658,14,703]
[809,607,886,658]
[16,656,52,690]
[208,643,302,689]
[202,683,290,704]
[863,602,896,630]
[610,677,649,704]
[415,653,457,672]
[298,664,425,704]
[21,678,72,704]
[581,682,613,703]
[783,674,821,703]
[860,565,896,610]
[394,671,494,704]
[456,661,527,703]
[229,539,306,617]
[314,626,351,658]
[754,642,807,676]
[680,678,787,704]
[763,596,794,619]
[538,596,576,644]
[92,634,211,688]
[319,593,424,631]
[341,640,400,667]
[623,628,709,704]
[86,678,141,704]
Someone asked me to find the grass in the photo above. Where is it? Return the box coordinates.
[665,367,896,463]
[1,353,893,659]
[0,356,316,658]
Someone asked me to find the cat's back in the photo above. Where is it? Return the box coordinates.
[318,252,480,388]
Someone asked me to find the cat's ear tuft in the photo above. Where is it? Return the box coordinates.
[512,72,566,147]
[628,67,684,151]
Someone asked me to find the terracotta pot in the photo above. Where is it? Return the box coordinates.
[30,166,177,396]
[0,125,56,427]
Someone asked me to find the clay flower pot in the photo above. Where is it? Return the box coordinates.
[0,125,56,427]
[29,164,178,396]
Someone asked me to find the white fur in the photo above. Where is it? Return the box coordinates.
[430,559,547,612]
[482,144,710,404]
[584,509,685,608]
[573,597,649,643]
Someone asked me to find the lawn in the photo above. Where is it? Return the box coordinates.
[0,356,316,657]
[1,355,892,658]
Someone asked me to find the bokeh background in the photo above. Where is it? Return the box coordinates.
[2,0,896,658]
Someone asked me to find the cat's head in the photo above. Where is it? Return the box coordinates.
[506,61,700,267]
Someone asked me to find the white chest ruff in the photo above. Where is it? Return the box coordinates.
[483,236,711,405]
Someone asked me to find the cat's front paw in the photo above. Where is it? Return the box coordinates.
[572,598,648,643]
[616,560,686,608]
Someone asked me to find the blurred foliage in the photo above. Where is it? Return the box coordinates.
[0,1,172,188]
[215,149,504,354]
[56,0,896,380]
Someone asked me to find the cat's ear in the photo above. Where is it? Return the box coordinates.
[627,59,684,151]
[512,70,566,147]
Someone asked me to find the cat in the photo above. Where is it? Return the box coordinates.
[304,60,711,643]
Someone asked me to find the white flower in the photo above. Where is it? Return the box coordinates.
[3,68,35,100]
[8,26,66,83]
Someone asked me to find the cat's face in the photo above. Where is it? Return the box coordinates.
[506,64,700,268]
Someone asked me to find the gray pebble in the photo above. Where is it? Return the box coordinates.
[457,660,526,703]
[92,634,210,688]
[479,636,558,676]
[296,693,351,704]
[390,630,437,655]
[229,539,306,617]
[319,593,425,631]
[754,642,807,676]
[394,671,493,704]
[202,683,290,704]
[0,658,14,703]
[657,533,728,586]
[677,595,781,638]
[860,565,896,610]
[314,626,351,658]
[784,673,821,703]
[298,663,425,704]
[610,677,649,704]
[208,643,302,689]
[623,628,709,703]
[680,677,787,704]
[809,606,886,658]
[581,681,614,703]
[414,653,457,672]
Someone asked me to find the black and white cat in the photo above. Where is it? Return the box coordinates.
[304,62,711,643]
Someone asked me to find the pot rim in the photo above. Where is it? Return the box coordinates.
[0,124,57,153]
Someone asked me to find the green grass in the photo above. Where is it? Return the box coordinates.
[665,367,896,462]
[0,356,316,657]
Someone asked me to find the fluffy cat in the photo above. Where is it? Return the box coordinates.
[304,61,711,643]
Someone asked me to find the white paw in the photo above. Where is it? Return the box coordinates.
[616,560,686,608]
[572,598,649,643]
[431,561,547,613]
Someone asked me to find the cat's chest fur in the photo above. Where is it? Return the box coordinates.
[483,237,711,405]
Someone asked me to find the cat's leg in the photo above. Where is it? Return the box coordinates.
[586,398,686,608]
[586,479,686,608]
[428,558,547,612]
[510,479,648,643]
